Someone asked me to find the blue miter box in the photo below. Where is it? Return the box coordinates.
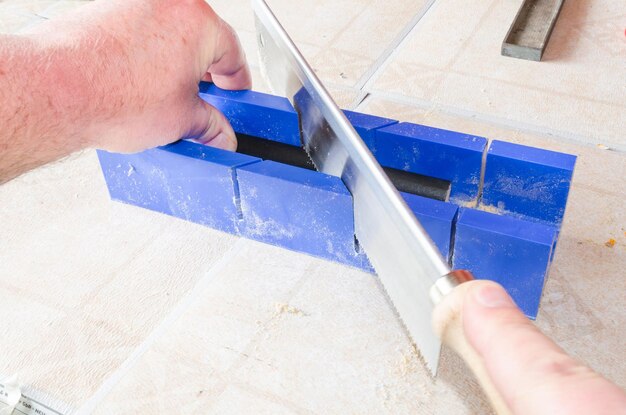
[97,82,576,319]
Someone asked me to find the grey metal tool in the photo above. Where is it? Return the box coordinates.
[252,0,471,375]
[502,0,565,61]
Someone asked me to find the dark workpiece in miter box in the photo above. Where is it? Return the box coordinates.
[97,82,576,319]
[235,132,451,202]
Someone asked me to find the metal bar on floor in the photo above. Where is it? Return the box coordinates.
[502,0,566,61]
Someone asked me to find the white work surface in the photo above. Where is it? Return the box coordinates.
[1,0,624,413]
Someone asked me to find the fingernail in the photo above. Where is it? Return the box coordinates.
[475,284,516,309]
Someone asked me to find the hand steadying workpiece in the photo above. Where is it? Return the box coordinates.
[0,1,624,413]
[0,0,250,184]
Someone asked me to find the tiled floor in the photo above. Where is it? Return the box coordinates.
[366,0,626,150]
[0,0,624,414]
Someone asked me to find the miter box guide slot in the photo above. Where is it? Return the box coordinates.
[97,83,576,319]
[97,140,261,234]
[371,122,487,205]
[236,160,369,270]
[480,140,577,226]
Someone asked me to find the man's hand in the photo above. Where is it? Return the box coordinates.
[447,280,626,414]
[0,0,250,182]
[48,0,252,153]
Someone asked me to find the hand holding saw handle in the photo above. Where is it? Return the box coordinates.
[433,275,626,414]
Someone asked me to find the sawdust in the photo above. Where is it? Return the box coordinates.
[377,345,431,411]
[393,345,423,378]
[244,210,296,240]
[457,200,478,209]
[274,302,305,317]
[478,203,504,215]
[244,303,308,360]
[457,200,505,214]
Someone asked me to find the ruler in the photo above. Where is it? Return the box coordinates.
[0,383,63,415]
[502,0,565,61]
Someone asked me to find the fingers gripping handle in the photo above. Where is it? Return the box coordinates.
[432,272,513,415]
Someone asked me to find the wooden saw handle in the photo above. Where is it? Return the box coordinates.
[432,273,513,415]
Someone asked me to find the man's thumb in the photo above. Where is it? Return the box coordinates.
[461,280,626,415]
[184,99,237,151]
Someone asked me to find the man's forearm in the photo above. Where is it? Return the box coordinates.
[0,34,97,183]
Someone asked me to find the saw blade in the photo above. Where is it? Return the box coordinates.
[252,0,452,374]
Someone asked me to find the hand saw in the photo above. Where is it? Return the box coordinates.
[252,1,510,412]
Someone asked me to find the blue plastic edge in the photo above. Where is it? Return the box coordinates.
[481,140,577,226]
[235,160,369,269]
[97,141,261,234]
[452,208,558,319]
[199,82,301,146]
[373,122,487,203]
[401,192,458,262]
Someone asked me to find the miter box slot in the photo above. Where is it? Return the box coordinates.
[234,160,459,272]
[97,142,262,234]
[372,123,487,204]
[400,193,459,263]
[480,140,576,227]
[353,236,374,273]
[451,207,559,319]
[96,140,456,272]
[200,84,451,201]
[342,109,398,146]
[343,110,453,201]
[354,193,459,272]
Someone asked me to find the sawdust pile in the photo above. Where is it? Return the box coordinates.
[376,345,431,411]
[393,344,425,378]
[478,203,504,214]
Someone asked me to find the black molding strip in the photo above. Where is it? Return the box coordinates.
[236,133,451,202]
